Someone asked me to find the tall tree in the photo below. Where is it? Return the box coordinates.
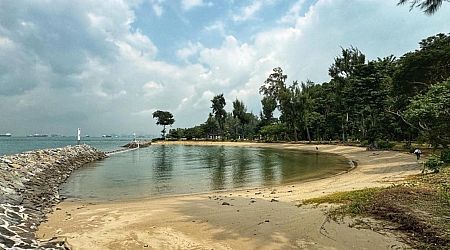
[405,79,450,147]
[232,99,249,139]
[329,46,366,80]
[211,94,227,137]
[328,47,366,141]
[398,0,448,15]
[392,33,450,110]
[260,96,277,126]
[152,110,175,139]
[260,67,303,140]
[259,67,287,99]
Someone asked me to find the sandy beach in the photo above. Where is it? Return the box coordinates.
[37,142,421,249]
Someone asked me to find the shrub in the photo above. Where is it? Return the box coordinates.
[423,154,444,173]
[376,140,395,150]
[402,143,414,153]
[440,149,450,163]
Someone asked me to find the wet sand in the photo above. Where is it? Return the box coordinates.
[37,142,420,249]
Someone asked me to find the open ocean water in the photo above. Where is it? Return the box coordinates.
[0,136,148,156]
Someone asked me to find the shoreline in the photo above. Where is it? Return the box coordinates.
[0,145,106,249]
[37,142,422,249]
[66,141,357,204]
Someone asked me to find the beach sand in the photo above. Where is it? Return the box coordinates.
[37,142,420,249]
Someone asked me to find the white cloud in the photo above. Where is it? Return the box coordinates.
[148,0,164,17]
[176,41,204,62]
[279,0,305,24]
[153,4,163,16]
[143,81,163,96]
[181,0,204,11]
[232,0,274,22]
[232,1,263,22]
[1,0,449,136]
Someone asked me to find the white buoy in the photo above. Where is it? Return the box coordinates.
[77,128,81,145]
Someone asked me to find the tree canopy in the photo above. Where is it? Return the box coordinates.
[211,94,227,137]
[152,110,175,138]
[398,0,448,15]
[165,33,450,149]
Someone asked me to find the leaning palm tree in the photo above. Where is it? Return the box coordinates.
[398,0,448,15]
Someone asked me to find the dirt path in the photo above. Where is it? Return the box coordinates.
[37,142,420,249]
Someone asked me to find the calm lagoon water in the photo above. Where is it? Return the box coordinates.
[61,144,350,201]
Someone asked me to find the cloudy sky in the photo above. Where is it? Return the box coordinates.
[0,0,449,136]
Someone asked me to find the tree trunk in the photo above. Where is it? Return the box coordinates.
[306,126,311,143]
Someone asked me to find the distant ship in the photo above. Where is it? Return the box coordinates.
[0,133,12,137]
[102,135,112,138]
[27,134,49,137]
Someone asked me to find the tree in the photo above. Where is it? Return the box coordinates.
[211,94,227,138]
[398,0,448,15]
[203,113,219,139]
[152,110,175,139]
[260,96,277,126]
[405,79,450,147]
[232,99,250,139]
[328,47,366,142]
[259,67,287,99]
[260,123,285,141]
[392,33,450,110]
[329,46,366,80]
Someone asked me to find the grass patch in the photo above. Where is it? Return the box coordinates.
[304,168,450,249]
[304,188,381,215]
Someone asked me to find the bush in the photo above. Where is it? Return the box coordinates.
[441,149,450,163]
[402,143,414,153]
[376,140,395,150]
[423,155,444,173]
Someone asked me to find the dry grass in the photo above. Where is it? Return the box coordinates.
[304,167,450,249]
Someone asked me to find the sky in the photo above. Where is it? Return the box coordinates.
[0,0,449,136]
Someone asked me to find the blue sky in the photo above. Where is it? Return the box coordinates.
[0,0,449,136]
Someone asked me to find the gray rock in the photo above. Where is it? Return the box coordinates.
[0,145,106,248]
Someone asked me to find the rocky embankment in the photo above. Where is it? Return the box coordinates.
[121,141,152,149]
[0,145,106,249]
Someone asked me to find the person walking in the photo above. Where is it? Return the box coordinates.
[414,148,422,160]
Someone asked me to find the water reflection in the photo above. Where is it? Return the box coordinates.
[231,147,251,188]
[152,145,173,193]
[259,150,277,186]
[207,146,226,190]
[61,145,350,200]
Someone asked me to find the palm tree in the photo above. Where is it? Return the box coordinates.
[398,0,448,15]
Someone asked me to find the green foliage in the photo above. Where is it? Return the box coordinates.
[304,188,380,205]
[166,33,449,148]
[152,110,175,138]
[375,140,395,150]
[441,149,450,163]
[440,183,450,206]
[211,94,227,136]
[405,79,450,147]
[424,155,444,173]
[260,123,285,141]
[398,0,448,15]
[392,33,450,110]
[328,46,365,79]
[232,99,253,139]
[260,96,277,126]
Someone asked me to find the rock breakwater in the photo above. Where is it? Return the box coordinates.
[0,145,106,249]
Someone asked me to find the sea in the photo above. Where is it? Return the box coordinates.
[0,137,350,201]
[0,136,147,156]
